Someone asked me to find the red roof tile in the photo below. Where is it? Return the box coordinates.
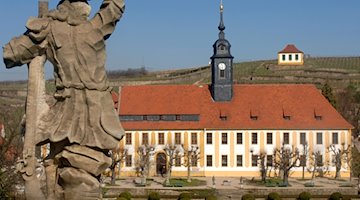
[118,84,353,130]
[111,91,119,110]
[279,44,303,54]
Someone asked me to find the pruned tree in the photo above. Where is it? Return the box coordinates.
[109,147,128,185]
[273,144,300,186]
[300,142,310,179]
[182,145,201,182]
[163,144,182,184]
[328,143,350,179]
[307,151,329,180]
[135,145,154,183]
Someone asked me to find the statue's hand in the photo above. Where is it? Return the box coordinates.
[3,43,19,68]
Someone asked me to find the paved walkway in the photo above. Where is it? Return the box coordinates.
[105,176,360,190]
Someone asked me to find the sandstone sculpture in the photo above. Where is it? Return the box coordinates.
[3,0,125,199]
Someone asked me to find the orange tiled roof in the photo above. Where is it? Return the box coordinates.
[118,84,353,130]
[279,44,303,54]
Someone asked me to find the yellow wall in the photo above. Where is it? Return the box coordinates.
[114,129,352,179]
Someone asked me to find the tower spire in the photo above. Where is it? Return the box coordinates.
[218,0,225,39]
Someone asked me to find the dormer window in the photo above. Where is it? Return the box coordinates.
[283,108,291,120]
[250,109,259,121]
[314,109,323,120]
[219,110,228,121]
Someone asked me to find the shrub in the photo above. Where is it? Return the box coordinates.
[205,195,217,200]
[148,192,160,200]
[242,194,255,200]
[267,192,281,200]
[304,182,315,187]
[298,191,312,200]
[329,192,342,200]
[178,192,192,200]
[118,191,132,200]
[117,198,127,200]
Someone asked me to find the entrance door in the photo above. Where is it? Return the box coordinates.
[156,153,167,176]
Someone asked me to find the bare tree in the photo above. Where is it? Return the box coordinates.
[109,147,128,185]
[163,144,182,185]
[182,146,201,182]
[273,144,300,186]
[135,145,154,184]
[307,151,329,180]
[300,142,310,179]
[328,143,350,179]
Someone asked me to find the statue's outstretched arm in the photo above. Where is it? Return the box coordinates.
[91,0,125,40]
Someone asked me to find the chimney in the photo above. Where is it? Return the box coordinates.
[38,0,49,18]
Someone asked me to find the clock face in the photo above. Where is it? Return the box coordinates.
[218,62,226,70]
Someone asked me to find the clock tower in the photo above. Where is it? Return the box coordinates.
[210,1,234,102]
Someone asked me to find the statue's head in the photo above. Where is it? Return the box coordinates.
[57,0,91,19]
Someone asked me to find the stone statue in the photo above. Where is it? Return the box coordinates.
[3,0,125,199]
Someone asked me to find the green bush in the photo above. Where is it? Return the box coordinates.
[267,192,281,200]
[118,191,132,200]
[117,198,127,200]
[329,192,342,200]
[148,192,160,200]
[298,191,312,200]
[178,192,192,200]
[242,194,255,200]
[205,195,217,200]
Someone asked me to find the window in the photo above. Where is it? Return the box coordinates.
[222,155,228,167]
[143,115,147,120]
[289,54,292,61]
[252,132,258,144]
[222,133,228,145]
[142,133,149,145]
[125,155,132,167]
[282,54,286,61]
[206,133,212,144]
[267,132,273,144]
[207,155,213,167]
[300,132,306,145]
[237,155,243,167]
[175,156,181,167]
[191,155,197,167]
[220,69,225,78]
[283,132,289,144]
[251,155,258,167]
[158,132,164,145]
[316,154,323,167]
[175,132,181,145]
[295,54,299,61]
[125,133,132,145]
[176,115,181,121]
[300,155,306,167]
[332,132,339,144]
[191,132,197,145]
[266,155,273,167]
[237,133,243,144]
[316,132,323,145]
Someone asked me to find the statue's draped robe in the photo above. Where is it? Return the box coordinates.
[3,0,125,150]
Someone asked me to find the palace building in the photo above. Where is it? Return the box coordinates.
[115,3,353,178]
[278,44,304,66]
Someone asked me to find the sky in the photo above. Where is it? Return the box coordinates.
[0,0,359,81]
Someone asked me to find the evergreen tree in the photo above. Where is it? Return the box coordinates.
[321,82,337,108]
